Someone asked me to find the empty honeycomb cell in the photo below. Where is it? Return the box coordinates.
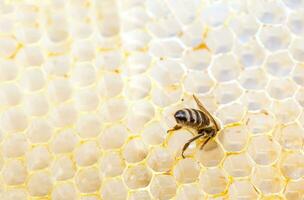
[223,153,253,177]
[15,27,41,44]
[176,183,205,200]
[74,141,99,167]
[147,147,174,172]
[1,107,28,133]
[252,1,286,25]
[275,123,303,150]
[100,151,125,177]
[0,188,28,200]
[245,112,275,134]
[292,64,304,86]
[142,121,166,145]
[149,39,184,58]
[125,52,151,75]
[229,14,259,43]
[280,151,304,179]
[123,163,152,189]
[213,82,242,104]
[267,78,297,100]
[272,99,301,124]
[76,167,101,193]
[241,91,271,111]
[264,51,294,77]
[0,36,18,58]
[20,68,45,92]
[72,40,95,62]
[126,75,151,100]
[43,55,70,77]
[76,114,102,138]
[0,59,19,82]
[100,178,128,200]
[145,0,170,18]
[199,167,228,195]
[184,70,214,94]
[95,50,121,71]
[16,45,44,67]
[24,93,49,116]
[167,0,200,25]
[150,60,184,87]
[238,68,269,90]
[287,11,304,36]
[47,79,73,103]
[74,88,99,112]
[28,171,52,197]
[179,20,205,47]
[234,39,265,68]
[52,182,77,200]
[150,174,177,200]
[51,103,78,128]
[248,135,281,165]
[99,97,127,122]
[258,26,291,52]
[151,84,183,107]
[201,2,229,27]
[216,103,246,125]
[2,159,27,185]
[129,190,151,200]
[211,54,241,82]
[218,124,249,152]
[173,158,200,183]
[282,0,304,9]
[71,63,96,88]
[27,146,51,170]
[167,130,195,157]
[228,180,258,200]
[51,130,78,154]
[284,179,304,200]
[70,21,93,39]
[121,6,150,31]
[2,134,28,157]
[182,49,211,71]
[52,155,76,181]
[98,72,123,98]
[46,25,69,43]
[205,27,234,54]
[122,29,151,51]
[196,140,225,167]
[252,165,285,194]
[289,37,304,62]
[0,83,22,107]
[99,124,128,150]
[123,137,148,163]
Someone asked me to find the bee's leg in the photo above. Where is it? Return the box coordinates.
[167,125,182,133]
[181,134,204,158]
[200,129,216,150]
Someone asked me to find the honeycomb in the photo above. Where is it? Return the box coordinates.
[0,0,304,199]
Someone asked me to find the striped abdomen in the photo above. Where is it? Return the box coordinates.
[174,108,210,129]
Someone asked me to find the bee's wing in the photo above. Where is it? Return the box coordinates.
[193,94,220,131]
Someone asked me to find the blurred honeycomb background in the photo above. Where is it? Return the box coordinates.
[0,0,304,199]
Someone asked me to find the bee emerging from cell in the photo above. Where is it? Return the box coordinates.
[168,95,221,158]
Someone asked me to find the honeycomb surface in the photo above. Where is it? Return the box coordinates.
[0,0,304,200]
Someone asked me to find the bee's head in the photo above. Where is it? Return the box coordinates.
[174,110,187,124]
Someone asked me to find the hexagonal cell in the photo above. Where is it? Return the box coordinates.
[1,188,28,200]
[100,178,127,200]
[0,36,18,58]
[183,70,214,94]
[211,54,241,82]
[126,75,151,100]
[218,125,249,152]
[289,37,304,62]
[2,133,29,158]
[272,99,301,124]
[205,27,234,54]
[166,0,200,25]
[284,179,304,200]
[100,151,125,178]
[275,123,304,150]
[71,39,95,62]
[241,91,271,111]
[267,78,297,100]
[0,108,28,133]
[28,171,52,197]
[99,124,128,150]
[223,153,253,178]
[179,20,206,47]
[51,130,78,154]
[245,111,275,134]
[0,59,19,82]
[50,103,78,128]
[0,83,23,107]
[123,137,148,163]
[20,68,45,92]
[142,120,166,146]
[47,79,72,104]
[149,39,184,58]
[147,147,174,172]
[252,165,285,194]
[99,97,127,123]
[75,167,101,193]
[248,135,281,165]
[196,139,225,167]
[74,88,100,112]
[216,103,246,125]
[280,151,304,179]
[24,93,49,117]
[147,15,182,38]
[2,159,27,186]
[167,130,195,157]
[282,0,304,10]
[43,55,70,77]
[74,141,100,167]
[228,180,258,200]
[129,190,151,200]
[98,71,123,98]
[124,52,151,75]
[51,182,77,200]
[122,29,151,51]
[201,3,229,27]
[258,26,291,51]
[76,114,102,138]
[287,11,304,36]
[213,82,243,104]
[234,39,265,68]
[176,183,205,200]
[199,167,229,195]
[151,83,183,107]
[123,163,152,189]
[26,146,51,170]
[238,68,268,90]
[252,1,286,25]
[51,155,76,181]
[264,51,294,77]
[292,64,304,86]
[150,174,177,200]
[182,49,211,71]
[173,158,200,183]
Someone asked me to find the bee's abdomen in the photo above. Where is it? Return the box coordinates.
[175,109,210,128]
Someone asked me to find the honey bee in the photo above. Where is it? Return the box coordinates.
[167,95,220,158]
